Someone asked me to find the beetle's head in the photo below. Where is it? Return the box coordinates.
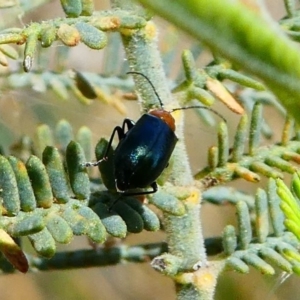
[149,109,176,132]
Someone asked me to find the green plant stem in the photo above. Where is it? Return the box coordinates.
[28,243,166,271]
[0,238,224,273]
[111,1,208,298]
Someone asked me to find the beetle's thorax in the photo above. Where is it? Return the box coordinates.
[148,109,176,132]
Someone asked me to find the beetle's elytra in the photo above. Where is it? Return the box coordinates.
[85,72,225,196]
[114,113,177,194]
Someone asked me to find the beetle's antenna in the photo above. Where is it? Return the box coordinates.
[171,106,227,123]
[127,71,164,109]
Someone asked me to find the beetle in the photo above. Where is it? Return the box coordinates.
[85,72,225,196]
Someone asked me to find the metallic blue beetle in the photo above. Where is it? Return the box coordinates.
[85,72,224,196]
[85,72,178,196]
[112,109,177,195]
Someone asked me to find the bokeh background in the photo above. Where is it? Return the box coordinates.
[0,1,299,299]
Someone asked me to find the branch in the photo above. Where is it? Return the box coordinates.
[137,0,300,124]
[196,103,300,185]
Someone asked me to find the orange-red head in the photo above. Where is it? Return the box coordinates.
[149,109,176,132]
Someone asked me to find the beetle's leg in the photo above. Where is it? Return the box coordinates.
[84,125,125,167]
[122,118,135,132]
[102,125,126,158]
[109,183,158,211]
[122,182,158,196]
[148,182,158,194]
[84,118,135,167]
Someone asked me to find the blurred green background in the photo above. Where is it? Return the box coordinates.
[0,1,299,299]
